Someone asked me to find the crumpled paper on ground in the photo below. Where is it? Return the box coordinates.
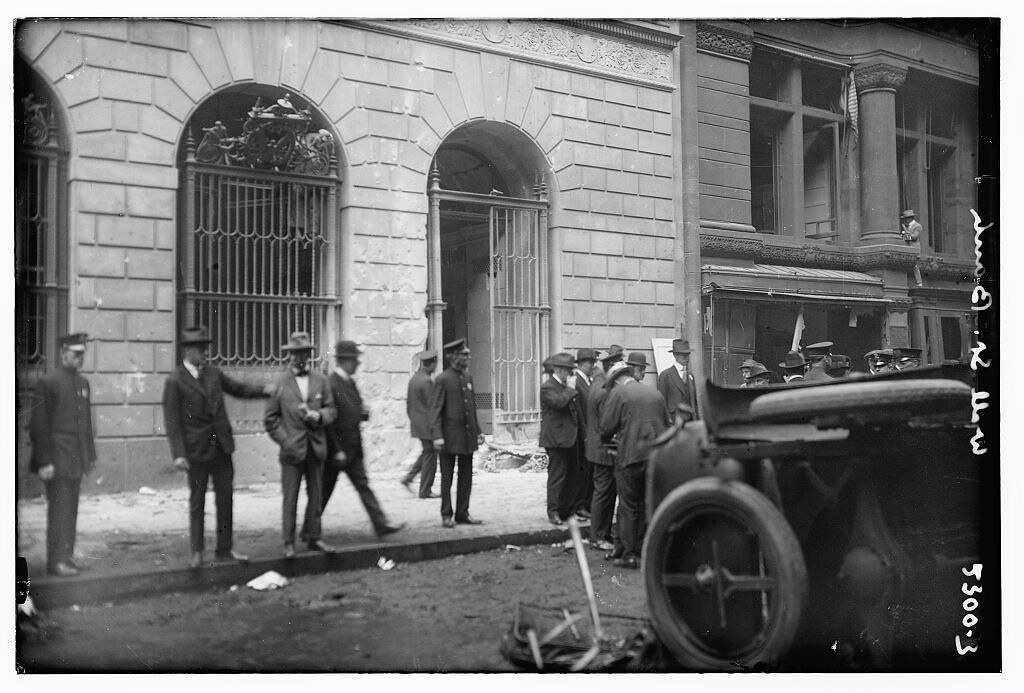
[246,570,290,590]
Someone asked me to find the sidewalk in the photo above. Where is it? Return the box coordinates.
[17,465,569,608]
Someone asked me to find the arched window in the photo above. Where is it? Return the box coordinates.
[15,62,68,378]
[178,89,339,371]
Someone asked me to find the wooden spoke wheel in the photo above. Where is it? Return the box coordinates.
[643,478,807,671]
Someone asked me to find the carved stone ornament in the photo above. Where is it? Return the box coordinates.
[395,19,673,83]
[699,231,973,279]
[854,62,908,93]
[695,22,753,62]
[192,94,335,176]
[21,93,53,147]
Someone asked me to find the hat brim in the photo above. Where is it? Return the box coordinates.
[282,345,316,352]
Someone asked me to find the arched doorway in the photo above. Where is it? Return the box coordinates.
[427,122,551,440]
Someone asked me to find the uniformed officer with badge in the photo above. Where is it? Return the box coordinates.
[29,333,96,577]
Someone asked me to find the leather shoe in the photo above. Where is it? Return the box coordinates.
[591,539,615,552]
[604,547,624,561]
[455,515,483,525]
[442,517,455,528]
[548,512,564,526]
[400,480,414,494]
[376,522,406,539]
[419,492,439,499]
[187,552,203,570]
[612,556,639,569]
[214,550,250,563]
[50,561,79,577]
[573,512,591,525]
[283,543,296,559]
[575,509,592,520]
[307,539,338,554]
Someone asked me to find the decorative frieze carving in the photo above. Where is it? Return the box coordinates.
[21,93,54,147]
[854,62,908,93]
[390,19,674,84]
[190,94,335,176]
[700,232,975,279]
[695,21,753,62]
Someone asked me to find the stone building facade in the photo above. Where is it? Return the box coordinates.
[14,19,988,495]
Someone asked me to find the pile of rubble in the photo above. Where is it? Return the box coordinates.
[478,441,548,473]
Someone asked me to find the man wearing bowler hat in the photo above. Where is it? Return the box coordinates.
[321,339,405,540]
[429,338,485,528]
[804,341,836,382]
[657,338,698,419]
[540,352,582,526]
[779,350,810,384]
[600,352,671,568]
[163,326,274,569]
[264,331,337,558]
[29,332,96,577]
[401,348,439,498]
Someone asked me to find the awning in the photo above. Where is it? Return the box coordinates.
[701,263,891,304]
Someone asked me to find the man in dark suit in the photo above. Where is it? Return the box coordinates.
[779,350,810,384]
[570,348,598,521]
[401,349,438,498]
[321,339,405,540]
[585,348,622,550]
[540,352,582,526]
[429,338,484,528]
[657,338,698,419]
[264,331,337,558]
[804,341,836,382]
[162,326,272,569]
[600,352,672,569]
[29,332,96,577]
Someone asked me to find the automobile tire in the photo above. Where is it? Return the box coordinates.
[747,379,971,423]
[642,478,807,671]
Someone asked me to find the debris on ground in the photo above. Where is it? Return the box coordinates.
[246,571,290,591]
[138,487,157,495]
[377,557,396,571]
[504,544,521,552]
[479,442,548,473]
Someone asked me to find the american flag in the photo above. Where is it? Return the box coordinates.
[845,72,859,148]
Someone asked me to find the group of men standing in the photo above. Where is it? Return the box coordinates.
[539,338,695,569]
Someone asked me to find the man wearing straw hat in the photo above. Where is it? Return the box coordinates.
[29,332,96,577]
[264,331,337,558]
[163,326,274,569]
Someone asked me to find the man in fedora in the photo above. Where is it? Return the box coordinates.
[779,350,810,384]
[900,209,922,244]
[429,338,485,528]
[321,339,405,540]
[738,358,760,387]
[804,341,836,382]
[540,352,582,526]
[570,347,600,522]
[657,338,698,419]
[163,326,274,569]
[584,349,620,550]
[600,352,671,568]
[29,332,96,577]
[401,348,439,499]
[264,331,337,558]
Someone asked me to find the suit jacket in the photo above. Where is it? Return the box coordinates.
[600,379,671,467]
[162,364,266,463]
[264,369,337,465]
[327,370,367,459]
[29,366,96,478]
[539,375,581,449]
[584,370,611,465]
[428,367,481,455]
[406,369,434,440]
[657,365,697,417]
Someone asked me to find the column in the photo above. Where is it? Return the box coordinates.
[855,61,907,242]
[426,164,446,355]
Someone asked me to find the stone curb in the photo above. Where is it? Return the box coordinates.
[29,527,573,609]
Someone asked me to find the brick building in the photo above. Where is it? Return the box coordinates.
[14,19,989,494]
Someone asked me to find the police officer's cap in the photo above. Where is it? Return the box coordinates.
[805,341,834,357]
[59,332,90,352]
[415,349,437,361]
[444,338,469,354]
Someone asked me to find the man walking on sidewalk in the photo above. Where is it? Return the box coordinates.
[321,339,405,540]
[401,349,438,498]
[29,333,96,578]
[264,332,337,558]
[162,326,273,569]
[429,338,485,528]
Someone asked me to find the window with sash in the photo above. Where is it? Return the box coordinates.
[178,91,339,372]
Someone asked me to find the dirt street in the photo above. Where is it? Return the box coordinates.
[18,541,649,672]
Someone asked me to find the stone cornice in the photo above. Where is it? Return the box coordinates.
[701,232,977,280]
[354,19,675,88]
[854,61,908,93]
[696,21,753,62]
[562,20,681,50]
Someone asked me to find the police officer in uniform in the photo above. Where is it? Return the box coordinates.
[804,341,836,382]
[864,348,895,374]
[29,333,96,577]
[429,338,485,528]
[893,347,923,370]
